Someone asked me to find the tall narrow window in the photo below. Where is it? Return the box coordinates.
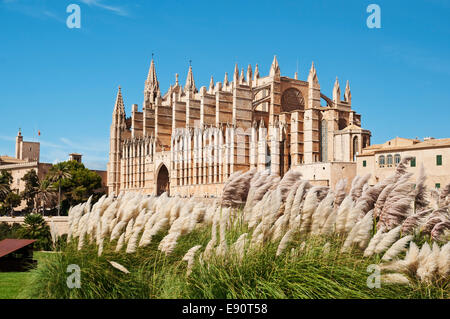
[352,136,359,161]
[265,144,271,170]
[436,155,442,166]
[363,160,367,167]
[394,154,401,165]
[387,154,393,167]
[411,157,416,167]
[320,119,328,162]
[379,155,385,167]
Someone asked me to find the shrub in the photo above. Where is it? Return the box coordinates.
[18,214,52,251]
[0,222,21,240]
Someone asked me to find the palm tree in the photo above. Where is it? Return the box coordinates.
[0,182,9,197]
[48,166,71,216]
[35,179,56,214]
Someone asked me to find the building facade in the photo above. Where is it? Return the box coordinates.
[0,131,108,210]
[0,130,52,205]
[108,57,371,196]
[356,137,450,189]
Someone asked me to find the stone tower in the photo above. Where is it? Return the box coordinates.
[15,129,23,159]
[107,86,127,194]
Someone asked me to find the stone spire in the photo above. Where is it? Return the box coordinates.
[209,76,214,93]
[145,58,159,93]
[254,64,260,81]
[333,77,341,103]
[224,72,229,87]
[233,63,239,84]
[307,62,319,86]
[247,64,252,86]
[144,58,160,107]
[344,80,351,104]
[269,55,280,77]
[184,65,197,93]
[239,68,245,84]
[114,86,125,115]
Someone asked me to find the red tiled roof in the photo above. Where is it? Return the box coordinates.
[0,239,36,258]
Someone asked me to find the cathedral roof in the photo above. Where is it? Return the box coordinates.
[342,124,362,131]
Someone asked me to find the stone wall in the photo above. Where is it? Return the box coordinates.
[0,216,69,236]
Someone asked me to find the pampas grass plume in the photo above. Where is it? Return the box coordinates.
[182,245,202,276]
[381,235,413,261]
[276,229,294,256]
[374,226,401,255]
[108,260,130,274]
[381,273,410,285]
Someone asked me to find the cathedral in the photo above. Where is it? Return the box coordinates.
[107,56,371,196]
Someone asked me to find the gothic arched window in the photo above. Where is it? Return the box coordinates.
[281,88,305,112]
[352,136,359,161]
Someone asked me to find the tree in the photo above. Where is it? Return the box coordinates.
[18,213,52,251]
[46,161,103,215]
[0,182,9,198]
[2,192,21,216]
[0,170,12,202]
[0,170,16,216]
[21,169,39,213]
[35,179,56,213]
[0,222,21,240]
[48,164,71,216]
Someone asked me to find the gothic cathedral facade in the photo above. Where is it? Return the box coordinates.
[107,57,371,196]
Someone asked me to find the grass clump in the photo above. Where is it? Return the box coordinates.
[22,227,448,299]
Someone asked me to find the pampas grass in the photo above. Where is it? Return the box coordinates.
[231,233,248,260]
[221,168,256,207]
[364,227,386,257]
[381,273,410,285]
[182,245,202,276]
[57,157,449,296]
[115,233,125,252]
[108,261,130,274]
[276,229,294,256]
[374,226,402,255]
[417,243,440,283]
[437,242,450,277]
[381,235,413,261]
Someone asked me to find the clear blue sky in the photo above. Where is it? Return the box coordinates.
[1,0,449,170]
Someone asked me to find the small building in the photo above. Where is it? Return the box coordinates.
[0,130,53,210]
[0,239,37,272]
[69,153,83,163]
[356,137,450,189]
